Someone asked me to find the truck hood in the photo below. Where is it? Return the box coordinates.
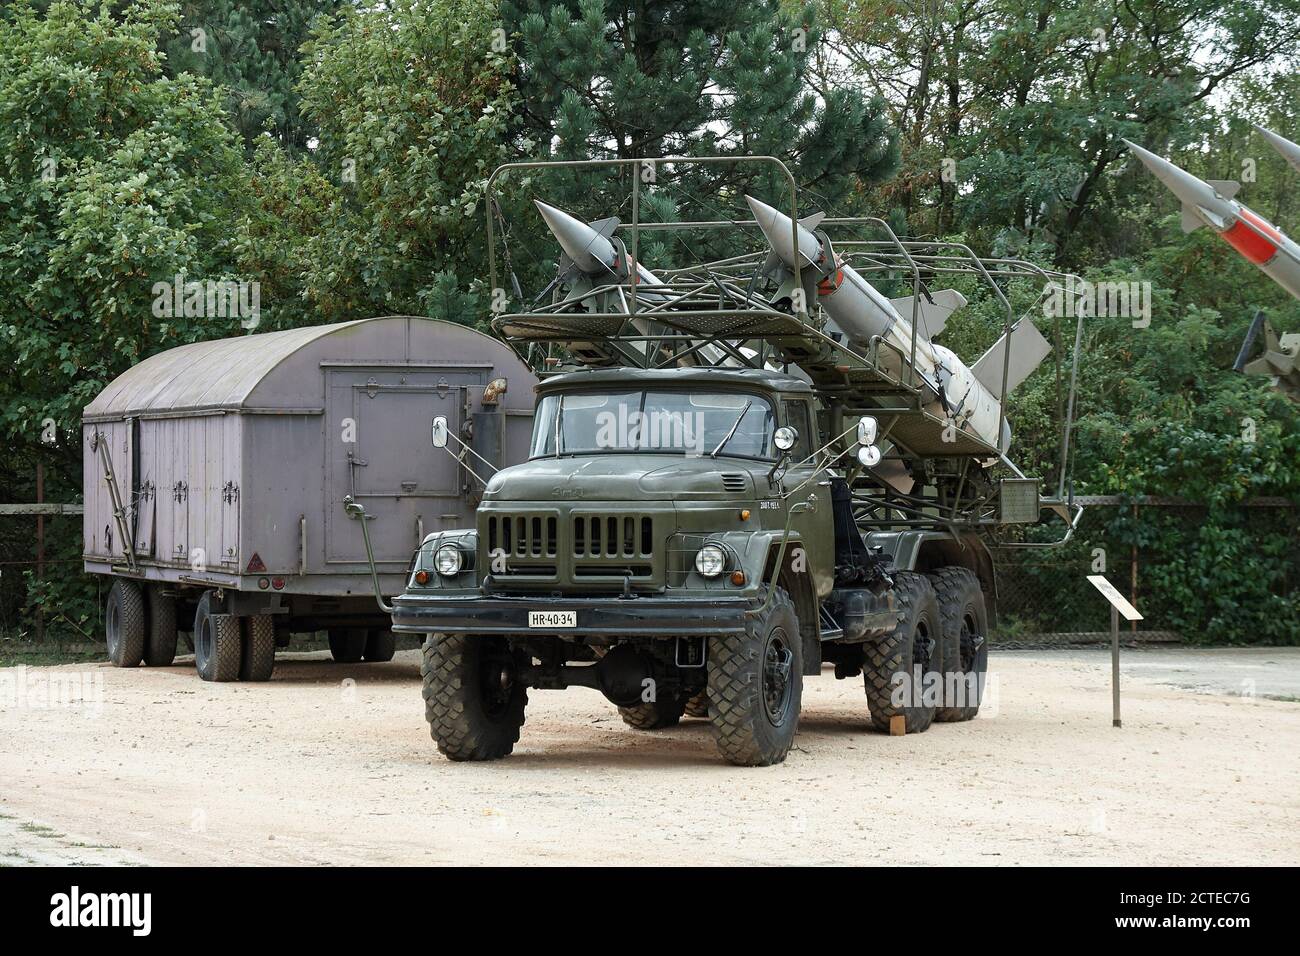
[483,455,755,502]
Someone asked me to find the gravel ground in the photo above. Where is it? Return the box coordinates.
[1,647,1296,866]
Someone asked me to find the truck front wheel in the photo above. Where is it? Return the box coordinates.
[707,587,803,766]
[421,634,527,761]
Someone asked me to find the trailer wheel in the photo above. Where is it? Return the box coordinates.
[328,629,366,663]
[240,615,276,682]
[364,628,396,663]
[143,586,178,667]
[105,579,146,668]
[193,593,242,682]
[863,571,940,734]
[928,567,989,722]
[618,692,688,730]
[707,587,802,766]
[421,634,527,761]
[684,690,709,718]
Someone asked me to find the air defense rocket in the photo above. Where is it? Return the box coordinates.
[744,195,1050,454]
[1255,126,1300,175]
[534,200,668,300]
[1124,140,1300,302]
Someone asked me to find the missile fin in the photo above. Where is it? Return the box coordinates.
[972,318,1052,396]
[589,216,620,238]
[1207,180,1241,200]
[1181,205,1204,233]
[798,212,825,231]
[888,288,968,339]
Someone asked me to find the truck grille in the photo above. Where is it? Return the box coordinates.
[572,514,653,558]
[485,512,558,558]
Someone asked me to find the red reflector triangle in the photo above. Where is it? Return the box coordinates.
[246,552,266,572]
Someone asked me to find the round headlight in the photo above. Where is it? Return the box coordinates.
[773,426,798,452]
[433,545,463,577]
[695,544,726,578]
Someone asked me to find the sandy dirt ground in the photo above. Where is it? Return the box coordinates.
[1,647,1297,866]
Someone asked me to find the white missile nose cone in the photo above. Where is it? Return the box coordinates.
[1254,125,1300,173]
[1123,139,1220,211]
[745,194,816,268]
[534,199,617,275]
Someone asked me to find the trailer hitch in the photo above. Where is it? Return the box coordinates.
[342,495,393,613]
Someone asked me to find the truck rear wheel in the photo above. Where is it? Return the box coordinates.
[105,579,145,668]
[707,587,802,766]
[364,628,396,662]
[929,567,989,722]
[328,629,367,663]
[863,571,940,734]
[684,690,709,718]
[240,615,276,682]
[618,693,688,730]
[421,634,527,761]
[143,586,177,667]
[193,593,242,682]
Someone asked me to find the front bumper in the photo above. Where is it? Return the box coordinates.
[390,590,753,638]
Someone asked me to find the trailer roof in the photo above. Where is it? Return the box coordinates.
[83,320,375,420]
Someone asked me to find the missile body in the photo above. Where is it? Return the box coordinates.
[1256,126,1300,175]
[744,195,1012,453]
[1124,140,1300,302]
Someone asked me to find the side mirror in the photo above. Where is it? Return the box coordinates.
[856,415,878,446]
[773,426,798,453]
[431,416,448,448]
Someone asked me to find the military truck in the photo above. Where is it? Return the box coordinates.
[361,158,1085,765]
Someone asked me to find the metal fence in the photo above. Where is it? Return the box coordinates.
[990,497,1300,645]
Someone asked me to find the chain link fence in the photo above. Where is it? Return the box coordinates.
[990,498,1300,645]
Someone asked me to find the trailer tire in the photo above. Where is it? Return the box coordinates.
[928,567,989,722]
[193,593,242,683]
[863,571,940,734]
[105,579,146,668]
[328,629,366,663]
[143,586,177,667]
[707,587,802,766]
[421,634,527,761]
[618,693,688,730]
[364,628,396,663]
[684,690,709,718]
[240,615,276,682]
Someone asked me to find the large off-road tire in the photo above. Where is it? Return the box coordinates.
[240,614,276,682]
[328,628,367,663]
[863,571,941,734]
[193,592,242,683]
[618,693,688,730]
[707,587,803,767]
[683,690,709,718]
[143,586,177,667]
[421,634,527,761]
[363,628,396,662]
[105,579,145,668]
[928,566,989,722]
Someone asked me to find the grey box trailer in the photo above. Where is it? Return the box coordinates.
[82,315,536,680]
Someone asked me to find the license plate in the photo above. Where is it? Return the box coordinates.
[528,610,576,628]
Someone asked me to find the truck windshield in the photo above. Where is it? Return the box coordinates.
[530,390,776,460]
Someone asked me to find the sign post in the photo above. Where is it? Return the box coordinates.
[1086,574,1143,728]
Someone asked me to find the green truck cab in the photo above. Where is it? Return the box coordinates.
[390,365,988,766]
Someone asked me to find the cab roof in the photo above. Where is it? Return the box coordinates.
[537,365,813,396]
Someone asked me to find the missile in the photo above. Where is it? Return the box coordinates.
[745,195,1049,454]
[534,200,665,297]
[1124,140,1300,301]
[1255,125,1300,175]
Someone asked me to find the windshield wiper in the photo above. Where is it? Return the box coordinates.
[710,400,752,458]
